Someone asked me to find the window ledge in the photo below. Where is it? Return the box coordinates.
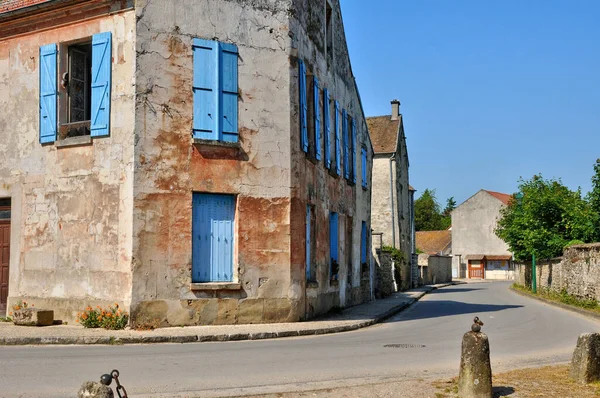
[362,185,369,191]
[190,282,241,291]
[306,280,319,289]
[329,279,339,287]
[55,135,92,148]
[328,167,340,179]
[193,138,240,148]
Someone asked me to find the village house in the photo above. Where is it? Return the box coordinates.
[452,190,514,280]
[0,0,374,325]
[367,101,415,290]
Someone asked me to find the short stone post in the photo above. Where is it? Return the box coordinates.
[77,381,114,398]
[458,317,492,398]
[570,333,600,384]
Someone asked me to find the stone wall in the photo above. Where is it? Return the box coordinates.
[418,254,452,285]
[374,249,395,298]
[0,7,136,321]
[515,243,600,302]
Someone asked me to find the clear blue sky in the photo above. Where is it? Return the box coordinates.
[341,0,600,206]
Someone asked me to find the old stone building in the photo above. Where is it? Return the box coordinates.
[0,0,373,325]
[367,101,415,290]
[452,190,514,280]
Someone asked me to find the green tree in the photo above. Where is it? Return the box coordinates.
[495,175,597,261]
[585,158,600,240]
[414,189,445,231]
[440,197,456,229]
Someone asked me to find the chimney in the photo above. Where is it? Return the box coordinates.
[391,99,400,121]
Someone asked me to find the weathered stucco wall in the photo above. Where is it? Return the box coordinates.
[289,0,373,318]
[516,244,600,302]
[131,0,298,326]
[418,254,452,285]
[0,10,136,320]
[371,156,397,247]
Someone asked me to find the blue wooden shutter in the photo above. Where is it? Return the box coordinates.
[220,42,238,142]
[361,221,367,264]
[342,109,349,179]
[313,77,321,160]
[361,147,368,188]
[324,88,331,168]
[192,193,235,282]
[334,101,341,175]
[39,43,57,144]
[351,119,357,183]
[91,32,112,137]
[306,205,311,280]
[329,212,338,277]
[193,39,218,140]
[299,60,308,152]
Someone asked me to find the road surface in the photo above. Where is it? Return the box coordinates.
[1,282,598,397]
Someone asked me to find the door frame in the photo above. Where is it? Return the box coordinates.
[0,202,10,315]
[468,259,484,279]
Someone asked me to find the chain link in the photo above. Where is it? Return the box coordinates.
[111,369,128,398]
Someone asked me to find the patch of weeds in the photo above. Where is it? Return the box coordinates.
[108,336,123,346]
[513,283,600,313]
[0,316,12,322]
[134,316,161,331]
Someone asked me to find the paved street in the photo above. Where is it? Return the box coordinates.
[1,282,598,397]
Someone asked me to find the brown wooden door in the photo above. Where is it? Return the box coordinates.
[468,260,483,279]
[0,220,9,313]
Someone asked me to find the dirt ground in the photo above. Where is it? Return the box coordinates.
[243,365,600,398]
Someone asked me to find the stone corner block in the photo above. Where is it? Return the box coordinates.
[13,308,54,326]
[570,332,600,384]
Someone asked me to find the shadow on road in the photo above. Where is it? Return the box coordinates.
[494,386,516,396]
[389,300,523,322]
[427,287,483,294]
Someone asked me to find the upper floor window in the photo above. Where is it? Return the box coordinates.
[192,39,239,143]
[39,32,112,144]
[361,146,368,189]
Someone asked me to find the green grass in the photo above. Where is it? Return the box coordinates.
[513,283,600,313]
[0,316,12,322]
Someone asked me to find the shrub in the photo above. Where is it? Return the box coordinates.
[77,303,129,330]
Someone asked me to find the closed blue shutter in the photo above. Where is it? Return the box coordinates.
[361,147,368,188]
[351,119,357,183]
[39,43,57,144]
[334,101,341,175]
[220,42,238,142]
[361,221,367,264]
[192,193,235,282]
[324,88,331,168]
[91,32,112,137]
[306,205,311,280]
[342,109,349,179]
[299,60,308,152]
[313,77,321,160]
[193,39,218,140]
[330,212,338,277]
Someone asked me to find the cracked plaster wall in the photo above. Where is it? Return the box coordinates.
[131,0,299,326]
[0,11,136,321]
[289,0,373,318]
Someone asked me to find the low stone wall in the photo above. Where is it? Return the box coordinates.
[374,249,396,298]
[418,254,452,285]
[515,243,600,302]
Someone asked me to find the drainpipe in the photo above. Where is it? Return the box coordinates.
[389,155,396,249]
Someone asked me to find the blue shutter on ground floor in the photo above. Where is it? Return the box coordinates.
[324,88,331,168]
[192,193,235,282]
[39,43,57,144]
[91,32,112,137]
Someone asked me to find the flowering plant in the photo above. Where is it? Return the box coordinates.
[77,303,128,330]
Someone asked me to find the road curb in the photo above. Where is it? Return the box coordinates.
[509,286,600,322]
[0,283,453,346]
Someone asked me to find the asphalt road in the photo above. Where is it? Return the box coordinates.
[1,282,599,397]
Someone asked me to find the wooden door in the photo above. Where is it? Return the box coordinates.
[468,260,483,279]
[0,220,9,314]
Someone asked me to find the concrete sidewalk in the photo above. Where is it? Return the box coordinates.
[0,283,455,346]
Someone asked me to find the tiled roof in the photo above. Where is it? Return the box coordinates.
[416,230,451,255]
[0,0,51,14]
[366,115,400,154]
[485,190,511,205]
[409,185,416,191]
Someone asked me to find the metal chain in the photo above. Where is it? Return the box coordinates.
[111,369,128,398]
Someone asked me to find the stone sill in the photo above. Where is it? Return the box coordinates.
[362,185,368,191]
[306,280,318,289]
[329,279,339,287]
[193,138,240,149]
[328,167,340,179]
[190,282,241,291]
[55,135,93,148]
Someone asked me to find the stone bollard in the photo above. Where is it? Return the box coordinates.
[458,320,492,398]
[77,381,114,398]
[570,333,600,384]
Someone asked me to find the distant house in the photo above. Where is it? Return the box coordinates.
[451,190,514,280]
[367,100,415,289]
[416,230,452,256]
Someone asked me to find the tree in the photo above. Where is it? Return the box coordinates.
[585,158,600,240]
[495,175,597,261]
[414,189,445,231]
[441,197,456,229]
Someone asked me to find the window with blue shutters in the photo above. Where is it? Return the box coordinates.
[342,109,349,179]
[298,59,308,152]
[193,39,239,142]
[324,89,331,168]
[361,147,368,188]
[313,77,321,160]
[39,31,112,143]
[334,101,341,175]
[330,212,339,280]
[351,119,357,184]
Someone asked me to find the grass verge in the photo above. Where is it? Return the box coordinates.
[512,283,600,314]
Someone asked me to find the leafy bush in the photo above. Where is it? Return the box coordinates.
[77,304,129,330]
